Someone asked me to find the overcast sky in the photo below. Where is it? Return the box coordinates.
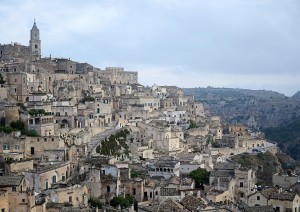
[0,0,299,96]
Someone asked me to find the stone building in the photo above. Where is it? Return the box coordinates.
[208,161,256,203]
[25,162,71,193]
[24,136,65,159]
[29,21,41,61]
[148,157,180,179]
[0,175,37,212]
[0,132,25,162]
[229,124,250,137]
[56,59,76,74]
[52,100,77,128]
[6,72,29,101]
[27,114,55,136]
[45,183,89,207]
[247,187,300,212]
[95,67,138,85]
[0,42,30,62]
[273,172,300,190]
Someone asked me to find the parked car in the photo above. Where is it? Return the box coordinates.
[252,148,265,153]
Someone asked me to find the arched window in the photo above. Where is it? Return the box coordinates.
[52,175,56,184]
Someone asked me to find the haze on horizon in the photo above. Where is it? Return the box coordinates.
[0,0,299,96]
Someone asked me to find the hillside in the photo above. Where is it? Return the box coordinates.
[262,116,300,161]
[292,91,300,100]
[184,87,300,128]
[184,87,300,161]
[231,152,282,186]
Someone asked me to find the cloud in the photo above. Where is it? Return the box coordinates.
[0,0,299,96]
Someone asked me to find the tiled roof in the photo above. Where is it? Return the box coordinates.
[156,157,179,167]
[157,198,186,212]
[167,175,180,185]
[0,175,24,187]
[145,176,165,188]
[238,202,274,212]
[180,177,194,187]
[269,192,296,201]
[254,187,297,201]
[180,195,206,211]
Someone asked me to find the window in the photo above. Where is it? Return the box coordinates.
[30,146,35,154]
[12,187,16,192]
[52,175,56,184]
[69,196,72,203]
[257,196,260,201]
[240,193,244,197]
[22,199,25,203]
[240,182,244,187]
[1,208,5,212]
[133,188,136,195]
[15,145,19,149]
[14,79,17,82]
[3,144,9,150]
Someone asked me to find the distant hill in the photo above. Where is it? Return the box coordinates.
[292,91,300,100]
[263,116,300,161]
[184,87,300,128]
[184,87,300,161]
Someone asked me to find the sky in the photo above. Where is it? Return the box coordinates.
[0,0,299,96]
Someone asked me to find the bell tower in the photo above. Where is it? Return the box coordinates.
[29,19,41,61]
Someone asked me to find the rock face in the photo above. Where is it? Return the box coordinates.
[184,87,300,128]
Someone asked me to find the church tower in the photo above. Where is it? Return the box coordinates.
[29,20,41,61]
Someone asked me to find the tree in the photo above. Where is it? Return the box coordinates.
[83,96,95,103]
[26,129,39,137]
[88,197,103,209]
[189,120,197,129]
[110,196,130,209]
[189,168,210,188]
[10,120,25,130]
[110,195,136,209]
